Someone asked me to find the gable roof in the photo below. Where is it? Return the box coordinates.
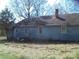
[16,17,47,26]
[16,13,79,26]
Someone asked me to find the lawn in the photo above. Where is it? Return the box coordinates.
[0,54,18,59]
[0,38,79,59]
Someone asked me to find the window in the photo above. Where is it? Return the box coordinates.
[38,25,42,34]
[61,23,67,33]
[39,27,42,33]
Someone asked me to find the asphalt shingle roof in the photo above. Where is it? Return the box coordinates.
[16,13,79,26]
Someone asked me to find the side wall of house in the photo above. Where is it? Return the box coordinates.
[10,26,79,41]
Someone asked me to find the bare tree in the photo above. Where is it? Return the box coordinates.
[11,0,32,19]
[10,0,47,19]
[32,0,47,16]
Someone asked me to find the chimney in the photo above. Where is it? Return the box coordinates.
[55,9,66,21]
[55,9,59,18]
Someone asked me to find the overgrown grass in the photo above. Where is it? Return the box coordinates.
[45,56,56,59]
[19,55,31,59]
[0,53,18,59]
[75,51,79,59]
[63,56,74,59]
[0,39,79,59]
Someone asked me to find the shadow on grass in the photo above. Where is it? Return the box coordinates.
[0,39,9,44]
[0,39,79,44]
[7,39,79,44]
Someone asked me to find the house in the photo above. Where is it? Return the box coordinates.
[7,9,79,42]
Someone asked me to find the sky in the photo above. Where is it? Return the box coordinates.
[0,0,79,12]
[0,0,10,12]
[47,0,60,6]
[0,0,79,22]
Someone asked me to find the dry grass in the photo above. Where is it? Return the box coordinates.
[0,39,79,59]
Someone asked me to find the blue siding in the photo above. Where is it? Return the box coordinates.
[9,26,79,41]
[67,27,79,41]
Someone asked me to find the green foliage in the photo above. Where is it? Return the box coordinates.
[0,8,15,35]
[0,8,15,23]
[0,29,6,36]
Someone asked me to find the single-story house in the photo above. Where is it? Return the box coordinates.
[7,9,79,42]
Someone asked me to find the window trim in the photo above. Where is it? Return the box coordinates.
[61,23,67,33]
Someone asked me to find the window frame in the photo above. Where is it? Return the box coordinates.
[61,23,67,33]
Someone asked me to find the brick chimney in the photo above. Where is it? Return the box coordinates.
[55,9,59,18]
[55,9,66,21]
